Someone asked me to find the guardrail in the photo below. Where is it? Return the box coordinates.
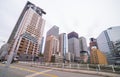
[19,61,120,74]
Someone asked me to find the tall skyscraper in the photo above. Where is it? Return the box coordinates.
[44,25,59,62]
[59,33,68,61]
[7,1,46,60]
[79,37,88,63]
[47,25,59,38]
[97,26,120,64]
[68,31,80,62]
[79,37,88,51]
[68,31,78,39]
[39,37,44,53]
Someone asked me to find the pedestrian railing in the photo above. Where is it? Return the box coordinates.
[18,61,120,74]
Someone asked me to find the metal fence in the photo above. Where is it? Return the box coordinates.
[19,61,120,74]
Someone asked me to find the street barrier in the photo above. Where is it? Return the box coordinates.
[18,61,120,74]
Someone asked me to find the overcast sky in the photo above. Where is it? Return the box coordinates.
[0,0,120,46]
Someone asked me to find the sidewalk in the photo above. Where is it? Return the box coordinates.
[18,63,120,77]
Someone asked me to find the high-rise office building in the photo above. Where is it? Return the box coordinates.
[59,33,68,61]
[68,31,78,39]
[79,37,88,63]
[39,37,44,53]
[90,47,107,64]
[44,35,59,62]
[7,1,46,60]
[44,26,59,62]
[47,25,59,38]
[79,37,88,51]
[97,26,120,64]
[68,31,80,62]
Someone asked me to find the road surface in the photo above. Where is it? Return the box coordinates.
[0,63,104,77]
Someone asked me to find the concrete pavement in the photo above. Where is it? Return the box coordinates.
[18,62,120,77]
[0,63,105,77]
[0,63,57,77]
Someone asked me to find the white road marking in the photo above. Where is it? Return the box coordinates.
[25,73,41,77]
[25,70,52,77]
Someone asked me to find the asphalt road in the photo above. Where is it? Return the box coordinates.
[0,63,104,77]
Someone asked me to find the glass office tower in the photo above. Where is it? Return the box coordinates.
[97,26,120,64]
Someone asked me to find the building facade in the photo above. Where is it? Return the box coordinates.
[44,35,59,62]
[44,26,59,62]
[89,38,98,50]
[68,31,78,39]
[68,31,80,62]
[59,33,68,61]
[90,47,107,64]
[39,37,44,53]
[7,1,46,60]
[79,37,88,63]
[79,37,88,51]
[97,26,120,64]
[47,25,59,38]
